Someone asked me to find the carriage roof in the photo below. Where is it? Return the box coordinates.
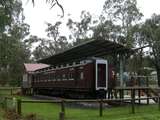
[37,39,133,65]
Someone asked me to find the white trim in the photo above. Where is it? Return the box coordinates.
[95,60,108,90]
[34,62,90,73]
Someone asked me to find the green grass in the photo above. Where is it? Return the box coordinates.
[22,102,160,120]
[0,108,5,120]
[0,87,20,96]
[1,90,160,120]
[0,89,11,96]
[17,96,160,120]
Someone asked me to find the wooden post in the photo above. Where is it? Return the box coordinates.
[138,89,141,104]
[146,76,149,87]
[119,55,124,87]
[158,96,160,111]
[99,99,103,117]
[59,112,64,120]
[147,89,149,105]
[11,89,13,96]
[131,89,135,114]
[120,89,124,104]
[118,90,120,99]
[138,78,140,87]
[17,99,21,115]
[122,89,124,99]
[120,90,122,99]
[4,97,7,111]
[61,100,65,115]
[114,89,118,99]
[146,77,149,105]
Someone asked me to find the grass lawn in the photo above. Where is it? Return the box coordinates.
[0,89,12,96]
[0,108,5,120]
[1,91,160,120]
[0,87,20,96]
[16,96,160,120]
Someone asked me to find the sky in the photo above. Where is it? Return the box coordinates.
[22,0,160,38]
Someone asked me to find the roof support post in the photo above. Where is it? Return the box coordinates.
[119,54,125,87]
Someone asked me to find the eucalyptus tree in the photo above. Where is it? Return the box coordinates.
[140,14,160,86]
[28,21,70,60]
[102,0,143,47]
[30,0,64,17]
[93,20,122,42]
[0,0,13,32]
[0,0,31,86]
[67,11,93,45]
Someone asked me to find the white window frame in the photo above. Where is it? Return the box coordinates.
[95,59,108,90]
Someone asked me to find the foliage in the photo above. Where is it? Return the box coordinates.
[67,11,93,45]
[30,0,64,17]
[101,0,143,47]
[0,0,31,86]
[140,14,160,86]
[0,0,13,32]
[26,22,71,60]
[127,55,154,75]
[93,20,121,42]
[4,109,21,120]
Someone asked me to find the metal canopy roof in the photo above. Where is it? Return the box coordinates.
[38,39,133,65]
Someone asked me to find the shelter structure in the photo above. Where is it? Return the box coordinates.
[23,63,49,88]
[26,39,160,101]
[38,39,133,87]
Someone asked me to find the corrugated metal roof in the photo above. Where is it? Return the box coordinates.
[38,39,133,65]
[24,63,50,72]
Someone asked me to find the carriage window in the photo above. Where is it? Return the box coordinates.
[79,66,84,69]
[52,73,55,81]
[50,73,53,81]
[69,72,74,80]
[43,74,45,81]
[60,74,62,80]
[45,74,47,82]
[57,74,61,81]
[62,74,66,80]
[66,73,69,80]
[37,75,39,82]
[34,76,36,83]
[55,74,57,81]
[56,74,59,81]
[41,75,43,82]
[63,74,65,78]
[41,74,44,82]
[49,73,51,81]
[80,72,84,80]
[48,74,50,81]
[37,76,39,82]
[47,74,49,81]
[43,74,45,82]
[41,74,43,81]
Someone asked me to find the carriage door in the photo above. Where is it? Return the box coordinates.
[96,60,108,90]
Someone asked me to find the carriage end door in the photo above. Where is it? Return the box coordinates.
[95,60,108,90]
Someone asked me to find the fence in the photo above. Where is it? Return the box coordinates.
[117,75,158,87]
[0,87,21,96]
[1,87,160,120]
[1,96,160,120]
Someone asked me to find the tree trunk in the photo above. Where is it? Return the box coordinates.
[157,68,160,87]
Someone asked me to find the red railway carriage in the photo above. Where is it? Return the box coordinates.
[32,57,115,98]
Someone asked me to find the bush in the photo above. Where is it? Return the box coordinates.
[4,109,21,120]
[24,113,43,120]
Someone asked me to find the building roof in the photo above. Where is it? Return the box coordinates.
[24,63,50,72]
[38,39,133,65]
